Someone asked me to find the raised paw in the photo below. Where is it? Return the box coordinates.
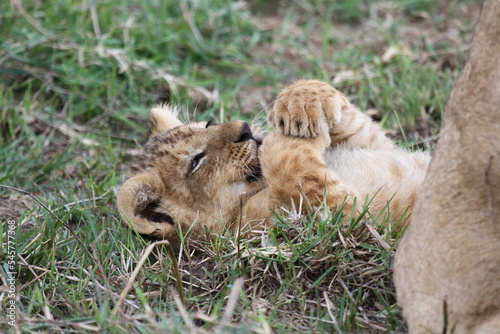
[268,80,348,137]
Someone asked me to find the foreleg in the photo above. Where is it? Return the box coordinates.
[269,80,395,150]
[243,131,360,225]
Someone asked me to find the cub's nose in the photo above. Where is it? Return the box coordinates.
[234,122,254,143]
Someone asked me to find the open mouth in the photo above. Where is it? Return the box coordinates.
[240,124,263,183]
[247,138,263,182]
[246,163,262,182]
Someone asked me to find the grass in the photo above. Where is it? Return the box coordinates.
[0,0,479,332]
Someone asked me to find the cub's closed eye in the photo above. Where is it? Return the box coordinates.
[191,152,205,172]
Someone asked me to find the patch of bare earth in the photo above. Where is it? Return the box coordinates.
[0,194,34,222]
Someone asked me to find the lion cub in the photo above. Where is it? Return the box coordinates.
[117,80,430,245]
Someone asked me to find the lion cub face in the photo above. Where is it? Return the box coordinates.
[117,106,265,245]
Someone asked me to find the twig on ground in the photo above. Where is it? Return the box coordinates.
[220,277,244,327]
[112,240,182,316]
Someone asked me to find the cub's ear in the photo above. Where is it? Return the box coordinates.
[117,172,177,240]
[149,104,184,139]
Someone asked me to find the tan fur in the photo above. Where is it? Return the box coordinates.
[117,80,429,246]
[394,1,500,332]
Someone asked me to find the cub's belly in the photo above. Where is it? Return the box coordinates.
[323,148,430,214]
